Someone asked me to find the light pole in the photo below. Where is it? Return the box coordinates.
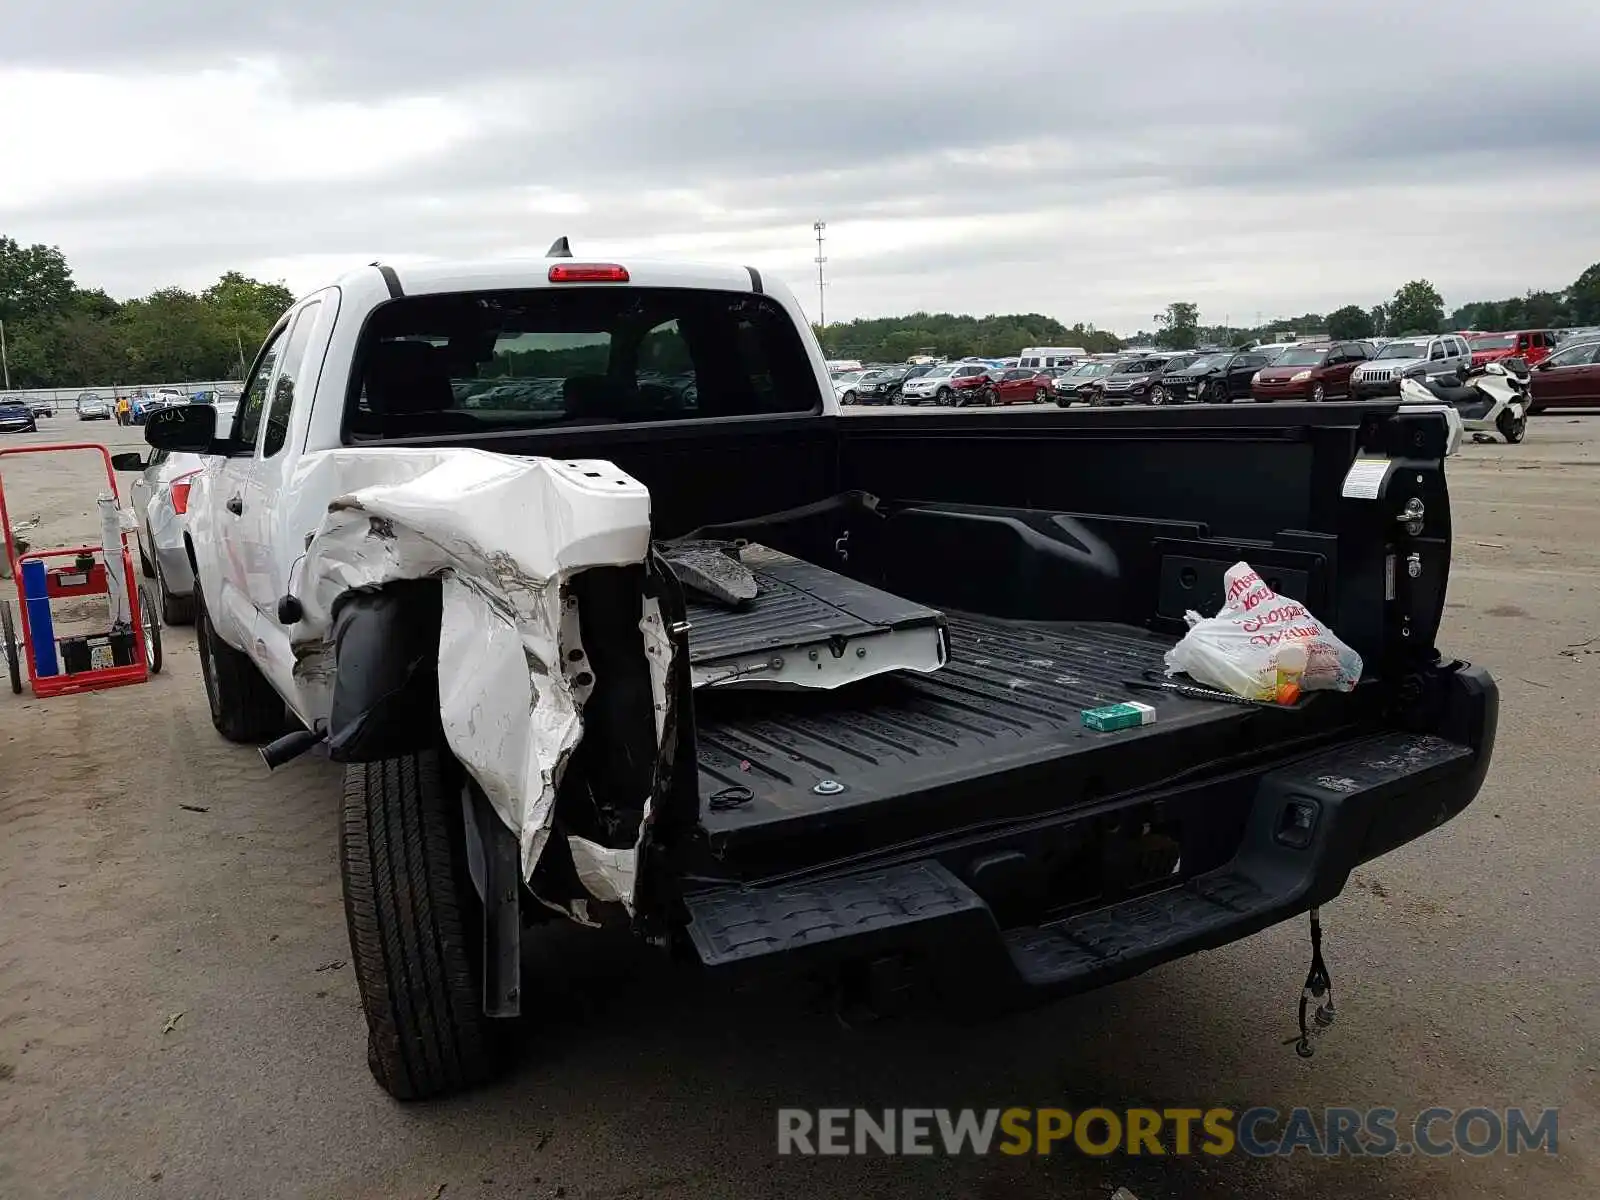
[0,319,9,390]
[813,221,827,332]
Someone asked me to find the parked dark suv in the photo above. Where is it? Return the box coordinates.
[849,366,914,405]
[1088,356,1172,406]
[1162,350,1272,403]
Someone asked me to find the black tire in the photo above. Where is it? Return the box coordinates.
[1208,381,1231,404]
[1034,387,1050,404]
[138,534,155,579]
[2,600,21,694]
[1311,383,1326,403]
[194,587,289,742]
[936,386,953,406]
[841,390,856,405]
[155,554,194,625]
[1497,409,1527,444]
[341,750,497,1101]
[138,585,163,675]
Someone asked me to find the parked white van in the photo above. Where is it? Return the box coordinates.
[1017,347,1088,369]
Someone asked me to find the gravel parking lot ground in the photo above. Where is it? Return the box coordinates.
[2,409,1596,1200]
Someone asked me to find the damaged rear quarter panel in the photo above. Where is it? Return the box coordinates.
[279,447,655,883]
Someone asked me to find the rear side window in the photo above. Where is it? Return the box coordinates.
[262,301,322,457]
[347,287,819,438]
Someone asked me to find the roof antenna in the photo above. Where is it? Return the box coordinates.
[546,236,573,258]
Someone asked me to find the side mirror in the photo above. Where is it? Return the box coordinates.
[1535,359,1551,370]
[145,403,221,453]
[110,452,147,472]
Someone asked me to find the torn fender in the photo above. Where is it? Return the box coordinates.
[287,448,653,882]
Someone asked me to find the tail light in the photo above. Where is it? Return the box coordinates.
[549,264,630,283]
[170,470,202,516]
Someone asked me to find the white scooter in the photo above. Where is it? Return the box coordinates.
[1399,360,1527,445]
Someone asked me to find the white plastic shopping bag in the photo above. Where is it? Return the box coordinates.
[1164,562,1362,701]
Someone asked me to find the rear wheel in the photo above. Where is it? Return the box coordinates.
[2,601,21,694]
[1207,381,1231,404]
[1497,409,1527,444]
[341,749,498,1101]
[1034,387,1050,404]
[195,587,290,742]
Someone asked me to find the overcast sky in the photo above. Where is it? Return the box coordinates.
[3,0,1598,333]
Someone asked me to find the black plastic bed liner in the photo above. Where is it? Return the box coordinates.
[692,613,1352,862]
[681,545,947,688]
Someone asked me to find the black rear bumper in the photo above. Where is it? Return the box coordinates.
[682,663,1496,1006]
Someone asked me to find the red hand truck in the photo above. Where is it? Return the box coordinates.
[1,442,162,697]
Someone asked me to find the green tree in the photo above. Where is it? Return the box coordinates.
[1325,305,1374,340]
[116,288,237,380]
[1368,304,1388,336]
[1154,302,1199,350]
[0,236,74,323]
[1388,280,1446,335]
[202,271,296,372]
[816,310,1121,362]
[1569,261,1600,325]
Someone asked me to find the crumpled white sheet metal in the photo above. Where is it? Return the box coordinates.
[287,447,651,881]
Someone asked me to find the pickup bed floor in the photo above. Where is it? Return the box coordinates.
[692,614,1345,862]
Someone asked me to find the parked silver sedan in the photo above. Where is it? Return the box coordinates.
[110,400,236,624]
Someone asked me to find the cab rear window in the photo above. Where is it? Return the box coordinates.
[345,287,820,439]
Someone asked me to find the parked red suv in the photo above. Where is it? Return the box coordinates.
[1468,330,1557,369]
[1249,341,1372,402]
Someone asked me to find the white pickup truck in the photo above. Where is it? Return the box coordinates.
[146,251,1497,1102]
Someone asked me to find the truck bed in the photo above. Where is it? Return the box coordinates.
[693,612,1354,867]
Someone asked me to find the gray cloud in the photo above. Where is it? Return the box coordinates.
[4,0,1599,329]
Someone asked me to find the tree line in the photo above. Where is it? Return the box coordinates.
[0,235,293,389]
[816,312,1124,361]
[1146,263,1600,351]
[7,231,1600,387]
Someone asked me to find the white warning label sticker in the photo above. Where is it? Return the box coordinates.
[1341,457,1390,500]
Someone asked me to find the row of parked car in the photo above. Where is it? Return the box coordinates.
[830,328,1600,411]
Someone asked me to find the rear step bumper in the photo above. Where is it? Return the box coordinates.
[683,664,1496,1005]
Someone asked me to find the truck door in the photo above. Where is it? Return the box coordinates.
[209,321,288,654]
[235,298,329,703]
